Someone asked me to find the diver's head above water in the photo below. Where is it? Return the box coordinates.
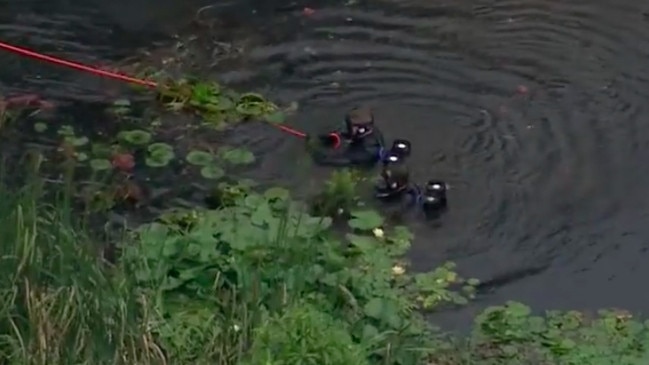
[422,180,448,216]
[375,153,409,198]
[389,139,411,158]
[345,106,375,141]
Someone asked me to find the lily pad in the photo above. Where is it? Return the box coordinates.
[200,165,224,180]
[147,142,174,153]
[146,148,175,167]
[220,147,255,165]
[118,130,152,145]
[89,159,112,171]
[186,150,214,166]
[33,122,47,132]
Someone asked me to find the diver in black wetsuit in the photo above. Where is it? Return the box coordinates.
[374,151,448,219]
[307,106,387,167]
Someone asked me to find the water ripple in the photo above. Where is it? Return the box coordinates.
[230,0,649,314]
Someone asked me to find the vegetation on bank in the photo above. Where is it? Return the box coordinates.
[2,168,649,365]
[1,77,649,365]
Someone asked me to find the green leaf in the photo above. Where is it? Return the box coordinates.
[146,148,175,167]
[146,157,170,168]
[147,142,173,153]
[346,234,377,252]
[89,159,112,171]
[264,187,289,201]
[33,122,47,133]
[200,165,224,180]
[361,324,380,342]
[265,111,285,124]
[220,147,255,165]
[363,298,386,320]
[118,130,152,145]
[348,210,384,230]
[186,150,214,166]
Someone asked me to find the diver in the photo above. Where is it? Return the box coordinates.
[307,106,389,167]
[373,152,448,218]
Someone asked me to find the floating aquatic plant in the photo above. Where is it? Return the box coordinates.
[155,78,283,129]
[147,142,173,153]
[118,130,152,145]
[219,146,255,165]
[146,148,175,167]
[200,165,224,180]
[348,210,384,231]
[186,150,213,166]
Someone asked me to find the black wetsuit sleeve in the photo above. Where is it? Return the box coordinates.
[308,129,386,167]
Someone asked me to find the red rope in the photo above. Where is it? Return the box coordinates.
[0,40,310,139]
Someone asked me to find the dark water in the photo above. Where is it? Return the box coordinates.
[3,0,649,330]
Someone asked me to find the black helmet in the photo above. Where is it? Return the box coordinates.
[422,180,448,214]
[424,180,447,195]
[390,139,411,158]
[345,107,374,139]
[379,153,409,191]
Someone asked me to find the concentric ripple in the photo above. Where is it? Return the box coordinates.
[230,0,649,316]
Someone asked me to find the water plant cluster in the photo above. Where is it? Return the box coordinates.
[1,75,648,364]
[2,165,649,365]
[155,78,287,128]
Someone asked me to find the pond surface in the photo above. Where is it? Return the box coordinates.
[3,0,649,330]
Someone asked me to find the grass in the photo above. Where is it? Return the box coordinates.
[0,169,164,364]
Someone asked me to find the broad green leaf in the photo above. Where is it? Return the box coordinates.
[200,165,224,180]
[118,130,152,145]
[186,150,214,166]
[348,210,384,230]
[220,147,255,165]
